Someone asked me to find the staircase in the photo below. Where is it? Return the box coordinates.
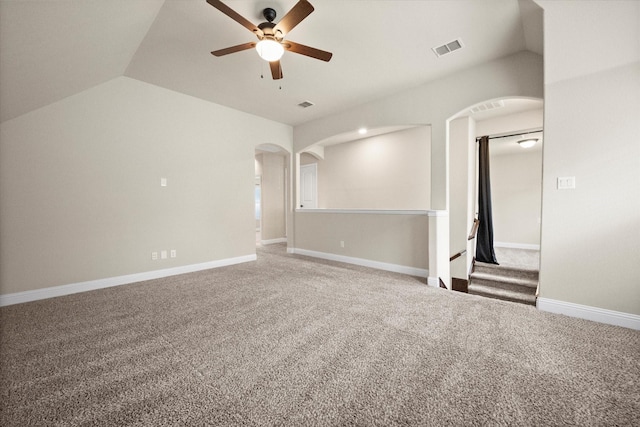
[468,261,538,306]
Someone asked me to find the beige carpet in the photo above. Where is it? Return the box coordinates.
[1,244,639,426]
[494,247,540,270]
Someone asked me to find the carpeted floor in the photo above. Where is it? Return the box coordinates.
[494,247,540,270]
[1,244,638,426]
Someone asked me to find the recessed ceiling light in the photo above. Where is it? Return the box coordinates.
[518,138,538,148]
[358,128,367,135]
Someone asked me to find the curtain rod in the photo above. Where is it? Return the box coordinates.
[475,129,543,142]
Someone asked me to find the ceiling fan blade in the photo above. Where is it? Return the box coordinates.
[269,61,283,80]
[211,42,256,57]
[206,0,263,37]
[273,0,314,36]
[283,41,332,62]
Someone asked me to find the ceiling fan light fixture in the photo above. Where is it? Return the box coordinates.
[207,0,332,79]
[518,138,538,148]
[256,39,284,61]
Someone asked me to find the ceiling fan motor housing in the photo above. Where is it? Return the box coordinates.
[263,7,276,22]
[257,21,278,39]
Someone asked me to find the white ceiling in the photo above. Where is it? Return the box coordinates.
[0,0,543,125]
[0,0,165,123]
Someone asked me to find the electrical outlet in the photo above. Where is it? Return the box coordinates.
[340,240,345,248]
[170,249,177,258]
[161,250,167,259]
[152,252,158,261]
[557,176,575,190]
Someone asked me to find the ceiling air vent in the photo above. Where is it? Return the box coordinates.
[298,100,315,108]
[432,38,464,57]
[470,100,505,114]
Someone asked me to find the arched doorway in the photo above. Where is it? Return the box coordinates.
[255,143,290,248]
[447,97,543,298]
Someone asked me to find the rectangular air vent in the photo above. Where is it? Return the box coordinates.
[298,100,314,108]
[432,38,464,57]
[470,100,505,114]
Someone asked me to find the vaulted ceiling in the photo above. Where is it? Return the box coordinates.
[0,0,542,125]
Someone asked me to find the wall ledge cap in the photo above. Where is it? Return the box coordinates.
[296,208,445,216]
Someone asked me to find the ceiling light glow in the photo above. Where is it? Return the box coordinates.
[358,128,367,135]
[518,138,538,148]
[256,39,284,62]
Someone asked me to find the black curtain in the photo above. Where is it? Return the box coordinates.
[476,136,499,264]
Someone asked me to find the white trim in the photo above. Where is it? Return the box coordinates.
[494,241,540,250]
[260,237,287,245]
[0,255,257,307]
[537,297,640,330]
[295,208,438,216]
[292,248,428,278]
[427,277,441,288]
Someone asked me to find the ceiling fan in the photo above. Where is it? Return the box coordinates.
[206,0,332,80]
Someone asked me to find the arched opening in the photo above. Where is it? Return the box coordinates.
[296,125,430,210]
[447,97,543,300]
[255,143,290,249]
[290,125,433,281]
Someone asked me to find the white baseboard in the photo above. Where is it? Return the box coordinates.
[291,248,428,278]
[537,297,640,330]
[0,254,257,307]
[494,242,540,250]
[261,237,287,245]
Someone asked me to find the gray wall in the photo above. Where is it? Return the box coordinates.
[295,211,429,272]
[540,63,640,314]
[491,149,542,247]
[312,127,430,209]
[537,0,640,315]
[258,152,287,241]
[0,77,292,295]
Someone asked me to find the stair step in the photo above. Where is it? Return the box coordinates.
[474,262,539,281]
[469,278,537,296]
[470,271,538,289]
[468,283,537,306]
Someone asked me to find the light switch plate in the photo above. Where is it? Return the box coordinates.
[160,178,167,187]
